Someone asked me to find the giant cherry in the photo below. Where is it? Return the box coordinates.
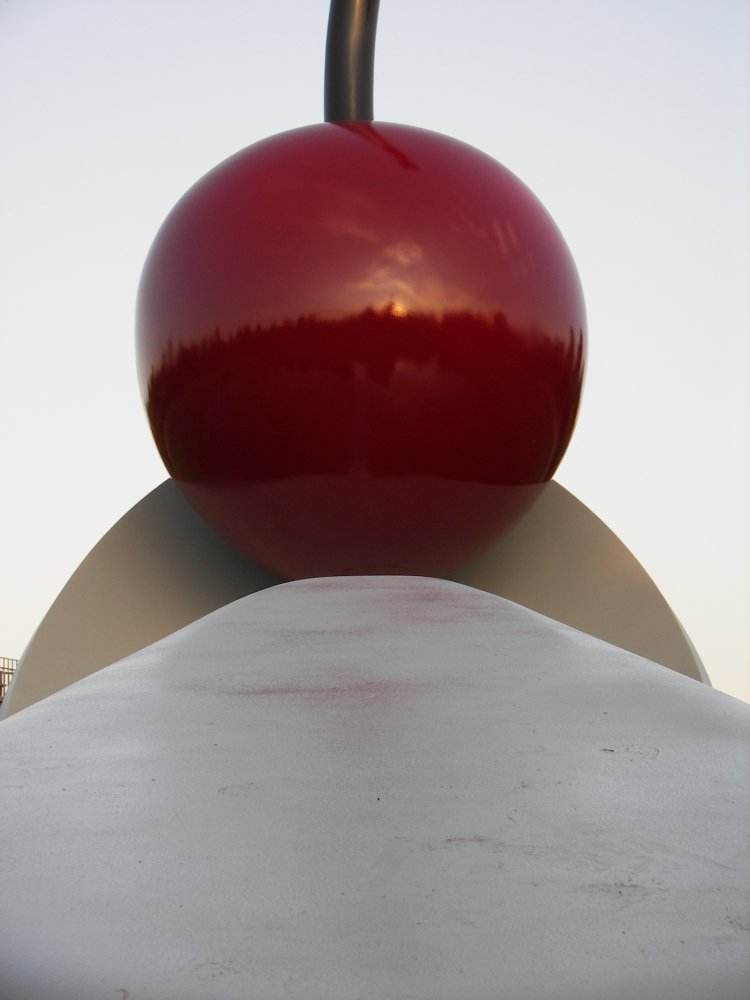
[136,0,586,579]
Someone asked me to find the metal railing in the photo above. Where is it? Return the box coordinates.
[1,657,18,704]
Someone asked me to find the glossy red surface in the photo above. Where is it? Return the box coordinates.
[136,122,586,579]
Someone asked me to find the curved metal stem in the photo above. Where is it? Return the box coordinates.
[324,0,381,122]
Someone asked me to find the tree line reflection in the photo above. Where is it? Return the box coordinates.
[145,305,584,485]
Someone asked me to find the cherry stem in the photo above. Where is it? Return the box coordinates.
[324,0,381,122]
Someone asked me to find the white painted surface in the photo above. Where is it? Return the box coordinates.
[2,479,704,718]
[1,578,747,999]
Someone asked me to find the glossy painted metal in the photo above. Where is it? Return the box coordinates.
[325,0,380,122]
[136,122,586,579]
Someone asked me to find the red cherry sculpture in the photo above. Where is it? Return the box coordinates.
[136,120,585,579]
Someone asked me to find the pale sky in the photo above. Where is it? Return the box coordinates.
[1,0,748,702]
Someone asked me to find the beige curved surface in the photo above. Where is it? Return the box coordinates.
[449,487,707,684]
[1,479,706,718]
